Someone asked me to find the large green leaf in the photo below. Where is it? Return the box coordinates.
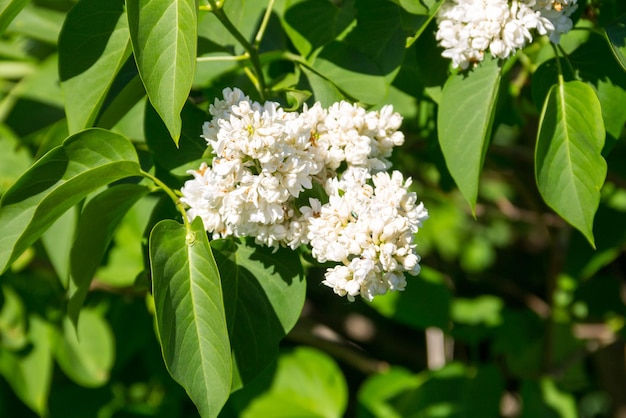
[438,57,502,212]
[0,0,30,35]
[150,218,232,418]
[0,128,141,274]
[535,80,606,247]
[52,309,115,387]
[211,239,306,391]
[68,184,149,326]
[59,0,131,134]
[241,347,348,418]
[127,0,197,144]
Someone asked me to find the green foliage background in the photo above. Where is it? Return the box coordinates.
[0,0,626,416]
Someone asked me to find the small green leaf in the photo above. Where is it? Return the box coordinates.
[59,0,131,134]
[0,128,141,274]
[0,315,53,416]
[150,218,232,418]
[0,285,28,351]
[241,347,348,418]
[0,0,30,35]
[211,239,306,391]
[68,184,149,326]
[53,309,115,387]
[127,0,197,144]
[535,80,607,247]
[438,57,502,212]
[605,16,626,72]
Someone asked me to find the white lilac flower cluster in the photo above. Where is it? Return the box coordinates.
[181,88,428,302]
[436,0,578,69]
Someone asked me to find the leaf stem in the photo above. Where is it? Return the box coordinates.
[254,0,275,47]
[206,0,267,99]
[141,169,190,229]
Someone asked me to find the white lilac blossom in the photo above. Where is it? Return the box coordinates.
[181,87,427,301]
[436,0,578,69]
[307,168,429,301]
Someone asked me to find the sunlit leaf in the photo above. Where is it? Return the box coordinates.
[211,239,306,391]
[68,184,149,326]
[0,0,30,35]
[438,57,502,212]
[535,80,606,247]
[127,0,197,144]
[242,347,347,418]
[0,129,141,274]
[59,0,131,134]
[150,218,232,418]
[0,285,27,351]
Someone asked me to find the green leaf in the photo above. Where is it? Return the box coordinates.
[0,285,27,351]
[0,128,32,196]
[41,205,77,285]
[149,218,232,418]
[605,16,626,72]
[535,80,607,247]
[5,3,64,44]
[127,0,197,144]
[438,57,502,212]
[0,315,53,416]
[68,184,149,326]
[0,128,141,274]
[282,0,355,57]
[144,100,208,173]
[357,367,420,418]
[241,347,348,418]
[211,239,306,391]
[0,0,30,35]
[53,309,115,387]
[59,0,131,134]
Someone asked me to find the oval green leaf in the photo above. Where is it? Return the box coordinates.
[59,0,131,134]
[241,347,348,418]
[68,184,150,326]
[127,0,197,144]
[53,309,115,387]
[438,57,502,212]
[535,80,607,248]
[0,128,142,274]
[211,239,306,391]
[149,218,232,418]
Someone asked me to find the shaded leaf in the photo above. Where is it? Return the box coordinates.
[53,309,115,387]
[59,0,131,134]
[605,16,626,72]
[211,239,306,391]
[127,0,197,143]
[0,128,141,274]
[150,218,231,418]
[68,184,149,326]
[0,315,53,416]
[535,80,606,247]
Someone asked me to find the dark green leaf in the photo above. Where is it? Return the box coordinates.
[0,128,141,274]
[211,239,306,391]
[150,218,232,418]
[605,16,626,72]
[127,0,197,144]
[535,80,606,247]
[59,0,131,134]
[438,57,502,212]
[68,184,149,326]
